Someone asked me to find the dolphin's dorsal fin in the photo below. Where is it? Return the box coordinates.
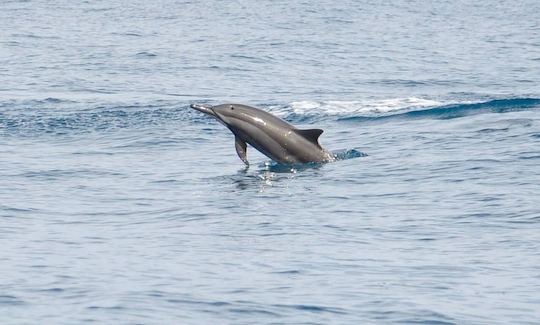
[235,136,249,165]
[296,128,324,146]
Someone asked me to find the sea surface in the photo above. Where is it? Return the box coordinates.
[1,1,540,324]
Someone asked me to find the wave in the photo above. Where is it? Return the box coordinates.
[391,97,540,120]
[275,97,540,123]
[1,97,538,137]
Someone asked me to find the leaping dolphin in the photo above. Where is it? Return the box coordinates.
[191,103,335,165]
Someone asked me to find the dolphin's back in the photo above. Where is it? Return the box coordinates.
[236,104,295,129]
[234,106,332,163]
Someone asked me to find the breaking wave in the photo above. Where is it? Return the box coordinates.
[276,97,540,122]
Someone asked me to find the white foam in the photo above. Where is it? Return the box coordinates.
[288,97,447,116]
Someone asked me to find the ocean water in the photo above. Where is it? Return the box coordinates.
[1,0,540,324]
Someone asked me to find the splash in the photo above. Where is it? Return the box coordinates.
[332,148,368,160]
[256,148,368,173]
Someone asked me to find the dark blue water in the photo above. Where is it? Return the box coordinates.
[1,1,540,324]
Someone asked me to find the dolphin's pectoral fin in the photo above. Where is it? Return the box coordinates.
[235,136,249,165]
[296,129,324,147]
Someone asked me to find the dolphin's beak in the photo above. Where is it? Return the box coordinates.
[190,103,216,117]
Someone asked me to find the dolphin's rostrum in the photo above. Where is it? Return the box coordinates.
[191,103,335,165]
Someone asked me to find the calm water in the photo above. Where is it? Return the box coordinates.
[1,1,540,324]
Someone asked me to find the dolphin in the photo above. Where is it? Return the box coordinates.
[191,103,335,165]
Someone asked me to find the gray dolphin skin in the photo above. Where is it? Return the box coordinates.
[191,103,335,165]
